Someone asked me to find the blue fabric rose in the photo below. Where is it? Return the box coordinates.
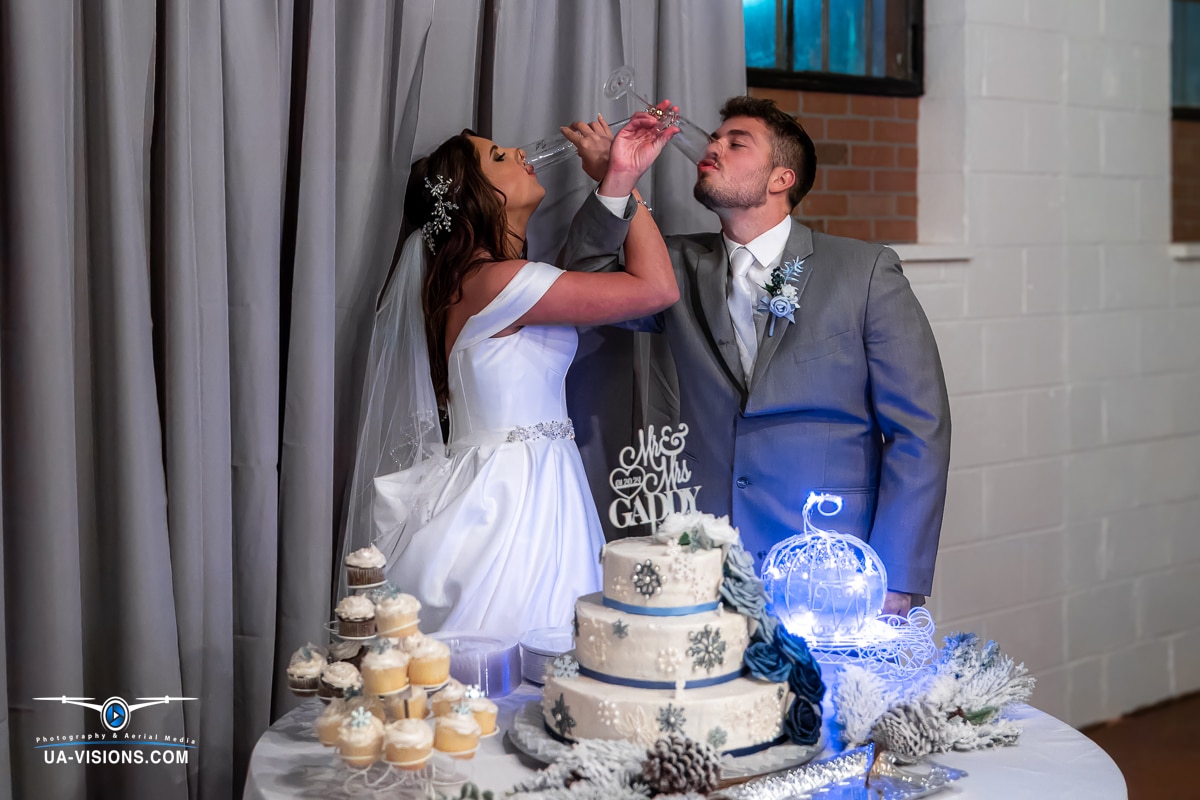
[774,626,818,671]
[788,660,825,705]
[784,697,821,745]
[721,542,768,619]
[743,641,791,683]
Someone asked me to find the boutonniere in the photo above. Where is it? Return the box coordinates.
[757,256,805,335]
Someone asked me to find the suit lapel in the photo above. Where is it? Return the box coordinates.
[750,221,815,392]
[694,244,748,390]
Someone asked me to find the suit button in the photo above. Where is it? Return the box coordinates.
[736,476,750,489]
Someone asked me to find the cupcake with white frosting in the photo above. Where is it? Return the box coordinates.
[360,640,411,696]
[407,637,451,687]
[286,643,326,696]
[433,707,481,759]
[335,594,376,638]
[345,544,387,588]
[338,707,384,768]
[315,698,349,746]
[373,587,421,637]
[431,679,466,717]
[384,718,434,769]
[467,688,498,736]
[319,661,362,700]
[327,638,365,669]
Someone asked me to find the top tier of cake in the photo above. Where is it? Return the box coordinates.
[601,537,725,612]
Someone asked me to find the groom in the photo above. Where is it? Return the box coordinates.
[560,96,950,615]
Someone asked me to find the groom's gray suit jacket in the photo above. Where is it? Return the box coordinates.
[560,193,951,596]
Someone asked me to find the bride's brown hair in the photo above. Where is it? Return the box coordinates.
[404,130,525,408]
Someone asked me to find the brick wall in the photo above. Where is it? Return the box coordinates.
[749,87,919,243]
[1173,119,1200,242]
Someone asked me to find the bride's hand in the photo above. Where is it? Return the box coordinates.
[561,115,614,183]
[600,100,679,197]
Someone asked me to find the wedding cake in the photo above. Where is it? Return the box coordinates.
[541,527,799,754]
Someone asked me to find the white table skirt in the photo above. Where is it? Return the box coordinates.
[244,687,1126,799]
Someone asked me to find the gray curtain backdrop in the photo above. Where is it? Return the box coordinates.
[0,1,742,798]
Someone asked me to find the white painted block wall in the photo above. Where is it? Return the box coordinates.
[913,0,1200,728]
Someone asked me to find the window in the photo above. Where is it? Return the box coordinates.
[1174,0,1200,118]
[744,0,923,97]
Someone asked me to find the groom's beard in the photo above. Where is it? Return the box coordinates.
[693,164,772,211]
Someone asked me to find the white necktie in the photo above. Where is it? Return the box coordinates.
[728,245,761,380]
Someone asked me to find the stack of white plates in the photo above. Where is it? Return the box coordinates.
[519,626,574,685]
[430,631,521,698]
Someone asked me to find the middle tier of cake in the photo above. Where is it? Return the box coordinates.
[573,593,750,688]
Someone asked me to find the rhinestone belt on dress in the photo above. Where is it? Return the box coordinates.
[505,419,575,443]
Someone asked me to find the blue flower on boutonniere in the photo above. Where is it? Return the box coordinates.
[757,256,805,336]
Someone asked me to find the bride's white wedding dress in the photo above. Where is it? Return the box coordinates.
[372,261,604,642]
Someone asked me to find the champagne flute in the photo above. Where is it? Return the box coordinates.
[519,65,713,173]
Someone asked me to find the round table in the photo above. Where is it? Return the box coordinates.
[243,687,1126,799]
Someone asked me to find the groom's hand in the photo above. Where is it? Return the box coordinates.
[881,591,913,617]
[562,115,614,183]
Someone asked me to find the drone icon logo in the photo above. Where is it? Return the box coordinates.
[34,696,197,733]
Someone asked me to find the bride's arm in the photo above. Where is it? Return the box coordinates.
[517,107,679,327]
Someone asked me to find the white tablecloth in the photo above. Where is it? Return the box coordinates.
[244,688,1126,799]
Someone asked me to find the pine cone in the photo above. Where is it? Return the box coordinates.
[641,734,721,796]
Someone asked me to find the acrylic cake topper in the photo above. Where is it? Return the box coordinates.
[607,423,701,531]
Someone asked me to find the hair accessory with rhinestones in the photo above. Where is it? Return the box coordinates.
[422,175,458,253]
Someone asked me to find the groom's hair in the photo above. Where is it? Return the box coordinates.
[720,96,816,208]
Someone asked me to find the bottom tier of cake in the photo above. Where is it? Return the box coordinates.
[541,672,790,754]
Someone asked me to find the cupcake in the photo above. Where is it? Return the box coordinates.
[319,661,362,700]
[286,643,326,696]
[335,594,376,638]
[373,588,421,637]
[345,544,387,588]
[338,707,384,768]
[346,691,387,722]
[433,709,481,759]
[407,637,451,686]
[384,685,428,720]
[431,680,466,717]
[360,641,411,696]
[328,639,365,669]
[315,698,349,747]
[384,718,434,770]
[468,693,498,736]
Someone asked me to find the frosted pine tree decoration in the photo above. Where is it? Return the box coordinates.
[833,632,1035,762]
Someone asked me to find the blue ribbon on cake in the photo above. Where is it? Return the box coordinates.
[577,664,745,690]
[601,597,721,616]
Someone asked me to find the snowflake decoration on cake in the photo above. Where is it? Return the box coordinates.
[551,654,579,679]
[657,703,686,733]
[707,727,728,750]
[667,546,705,602]
[464,684,483,700]
[597,699,620,728]
[632,560,664,597]
[610,574,633,601]
[656,648,682,676]
[750,693,784,740]
[612,619,629,639]
[550,694,576,737]
[616,707,658,748]
[451,699,472,716]
[687,625,727,673]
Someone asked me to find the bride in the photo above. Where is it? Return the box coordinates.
[342,106,679,641]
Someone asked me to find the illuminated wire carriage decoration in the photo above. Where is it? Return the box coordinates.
[760,492,936,680]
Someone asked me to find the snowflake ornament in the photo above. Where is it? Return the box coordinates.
[551,654,580,679]
[632,560,664,597]
[612,619,629,639]
[687,625,727,673]
[550,693,576,737]
[707,727,728,750]
[657,703,687,733]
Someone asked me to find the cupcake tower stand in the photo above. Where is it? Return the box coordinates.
[322,580,472,797]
